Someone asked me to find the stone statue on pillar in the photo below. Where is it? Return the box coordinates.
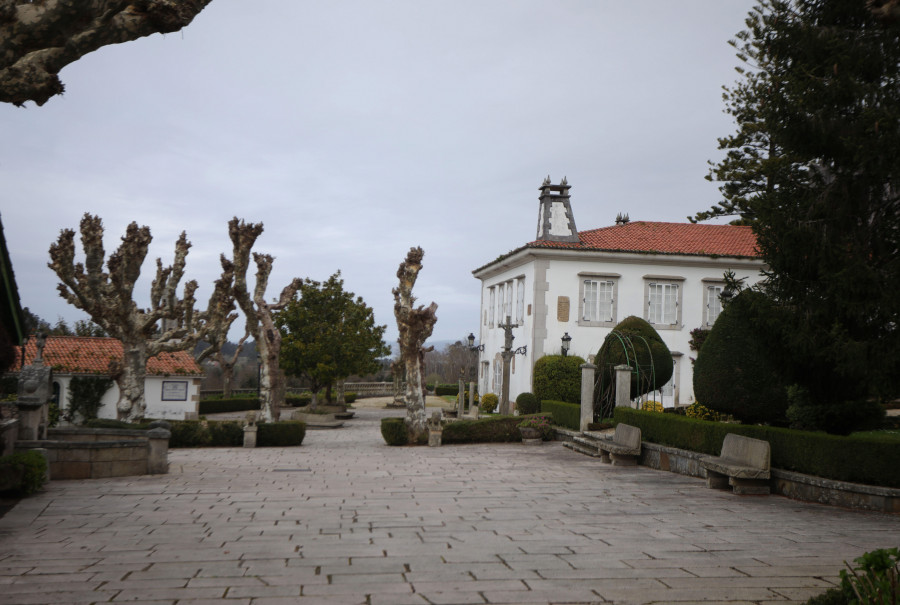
[17,333,53,441]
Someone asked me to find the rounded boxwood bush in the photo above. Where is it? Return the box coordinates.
[595,316,672,406]
[532,354,586,404]
[381,417,408,445]
[515,392,539,415]
[693,289,789,425]
[480,393,499,414]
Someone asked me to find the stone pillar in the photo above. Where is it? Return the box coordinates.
[17,336,53,441]
[243,425,258,448]
[458,379,465,416]
[468,382,475,416]
[615,365,633,409]
[580,363,596,432]
[146,427,170,474]
[427,411,442,447]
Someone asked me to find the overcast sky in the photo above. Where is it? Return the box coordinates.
[3,0,756,347]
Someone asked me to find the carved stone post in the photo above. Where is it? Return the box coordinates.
[498,316,522,415]
[580,362,596,432]
[458,378,465,416]
[468,381,475,415]
[615,365,633,409]
[17,334,52,441]
[146,421,171,474]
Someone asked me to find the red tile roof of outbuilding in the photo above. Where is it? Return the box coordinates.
[14,336,203,376]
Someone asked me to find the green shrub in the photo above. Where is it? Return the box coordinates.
[541,400,581,431]
[684,402,720,422]
[287,393,312,406]
[515,392,539,415]
[533,354,586,404]
[381,417,409,445]
[443,414,545,444]
[66,375,113,423]
[258,421,305,446]
[838,547,900,605]
[614,408,900,488]
[344,392,357,404]
[786,385,884,436]
[693,290,790,425]
[804,588,850,605]
[595,316,672,416]
[207,421,244,446]
[169,421,212,448]
[0,450,47,495]
[435,384,460,396]
[480,393,499,414]
[198,397,259,414]
[83,418,152,430]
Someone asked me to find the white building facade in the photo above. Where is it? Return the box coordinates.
[472,179,766,407]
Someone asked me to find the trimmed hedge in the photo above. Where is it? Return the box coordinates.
[533,355,586,404]
[380,414,548,445]
[614,408,900,488]
[258,421,306,446]
[199,397,258,414]
[541,400,581,431]
[443,414,545,444]
[516,392,540,415]
[435,384,460,396]
[381,417,408,445]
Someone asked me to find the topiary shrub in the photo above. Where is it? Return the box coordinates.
[595,316,672,416]
[258,421,305,446]
[693,290,790,425]
[381,417,408,445]
[480,393,499,414]
[785,385,884,436]
[540,400,581,431]
[532,354,586,404]
[515,392,539,415]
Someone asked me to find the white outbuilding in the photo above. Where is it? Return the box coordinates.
[471,179,766,407]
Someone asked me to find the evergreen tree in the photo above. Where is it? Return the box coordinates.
[276,272,390,407]
[696,0,900,404]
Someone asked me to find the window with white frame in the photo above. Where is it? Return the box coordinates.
[703,282,724,327]
[516,278,525,323]
[497,285,504,326]
[578,274,618,327]
[645,277,683,329]
[489,287,495,327]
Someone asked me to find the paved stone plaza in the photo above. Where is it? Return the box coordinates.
[0,406,897,605]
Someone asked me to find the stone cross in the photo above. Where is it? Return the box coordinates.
[17,334,52,441]
[498,316,524,415]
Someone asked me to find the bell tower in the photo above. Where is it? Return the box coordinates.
[535,176,579,243]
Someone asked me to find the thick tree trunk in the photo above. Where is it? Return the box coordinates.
[393,247,438,442]
[116,340,148,422]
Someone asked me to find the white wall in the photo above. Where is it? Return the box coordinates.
[54,375,202,422]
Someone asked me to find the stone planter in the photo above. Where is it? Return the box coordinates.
[519,427,542,445]
[428,429,442,447]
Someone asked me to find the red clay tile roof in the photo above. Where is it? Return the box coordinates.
[528,221,760,258]
[13,336,203,376]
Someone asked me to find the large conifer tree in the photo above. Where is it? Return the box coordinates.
[696,0,900,403]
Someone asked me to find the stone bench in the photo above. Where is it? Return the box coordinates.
[699,433,771,495]
[597,423,641,466]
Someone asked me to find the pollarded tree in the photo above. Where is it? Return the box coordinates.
[227,218,301,422]
[393,247,437,441]
[276,272,390,408]
[0,0,213,107]
[696,0,900,404]
[48,213,226,421]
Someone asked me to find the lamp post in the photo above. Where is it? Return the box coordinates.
[561,332,572,357]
